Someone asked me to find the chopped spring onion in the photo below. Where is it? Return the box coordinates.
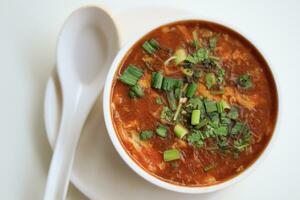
[173,102,183,121]
[163,149,181,162]
[209,36,218,49]
[119,64,144,86]
[228,106,239,119]
[186,82,198,98]
[204,99,218,113]
[192,30,199,49]
[237,74,252,89]
[167,90,177,111]
[214,125,228,136]
[174,49,187,64]
[156,126,168,137]
[140,131,153,140]
[194,69,202,78]
[205,73,216,89]
[191,109,201,125]
[174,124,188,138]
[149,39,160,49]
[151,71,163,89]
[162,77,182,91]
[217,100,230,113]
[195,118,209,129]
[128,90,137,99]
[130,84,144,98]
[155,97,163,105]
[231,122,244,135]
[142,41,155,54]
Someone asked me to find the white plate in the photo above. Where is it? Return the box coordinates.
[44,5,227,200]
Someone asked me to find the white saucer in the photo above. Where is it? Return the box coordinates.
[44,5,223,200]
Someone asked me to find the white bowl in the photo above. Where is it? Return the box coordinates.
[103,16,281,194]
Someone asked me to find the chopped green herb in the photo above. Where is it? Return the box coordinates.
[204,99,218,113]
[142,39,160,54]
[209,36,218,49]
[194,69,202,78]
[186,97,203,110]
[195,118,209,129]
[130,84,144,98]
[162,77,182,91]
[167,90,177,111]
[128,90,137,99]
[160,106,174,122]
[140,131,153,140]
[149,39,160,49]
[191,110,201,125]
[237,74,252,89]
[228,106,239,119]
[142,41,156,54]
[186,82,198,98]
[156,126,168,137]
[174,49,187,64]
[119,64,144,86]
[163,149,181,162]
[205,73,216,89]
[192,30,199,49]
[185,48,209,64]
[151,71,164,89]
[231,122,244,135]
[214,125,228,136]
[187,130,204,148]
[155,97,163,105]
[173,102,183,121]
[174,124,188,139]
[217,100,230,113]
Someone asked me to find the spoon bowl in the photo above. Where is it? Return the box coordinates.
[44,6,120,200]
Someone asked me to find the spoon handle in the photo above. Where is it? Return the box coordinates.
[44,102,87,200]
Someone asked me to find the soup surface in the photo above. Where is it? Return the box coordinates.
[111,20,277,186]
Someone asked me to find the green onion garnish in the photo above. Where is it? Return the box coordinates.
[167,90,177,111]
[162,77,181,91]
[156,126,168,137]
[231,122,244,135]
[142,41,156,54]
[191,110,201,125]
[214,125,228,136]
[174,124,188,139]
[140,131,153,140]
[228,106,239,119]
[204,99,218,113]
[119,64,144,86]
[130,84,144,98]
[195,118,209,129]
[186,82,198,98]
[155,97,163,105]
[237,74,252,89]
[151,71,164,89]
[205,73,216,89]
[149,39,160,50]
[217,100,230,113]
[163,149,181,162]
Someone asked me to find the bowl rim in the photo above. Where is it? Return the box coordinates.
[103,15,282,194]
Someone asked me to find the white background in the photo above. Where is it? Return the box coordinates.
[1,0,300,199]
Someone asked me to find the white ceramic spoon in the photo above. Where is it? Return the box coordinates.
[43,6,120,200]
